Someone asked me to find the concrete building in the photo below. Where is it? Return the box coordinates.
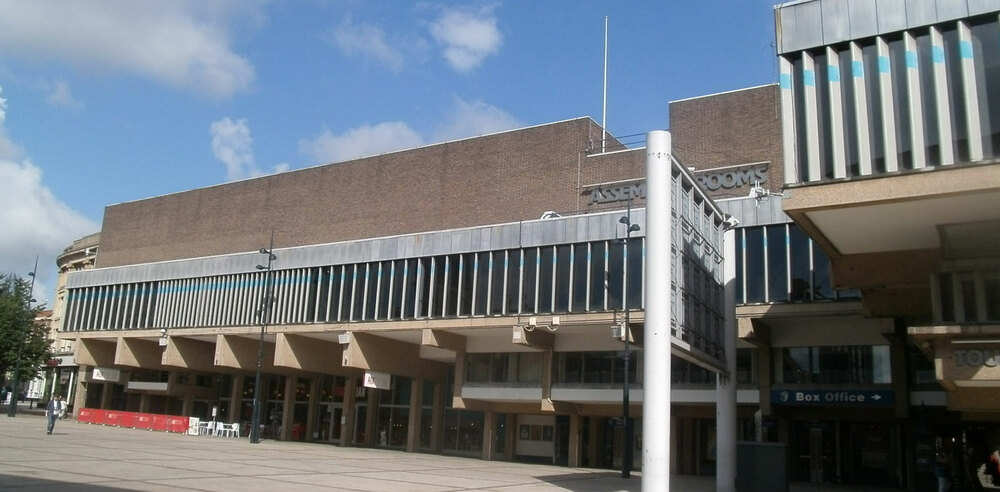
[58,118,734,474]
[770,0,1000,488]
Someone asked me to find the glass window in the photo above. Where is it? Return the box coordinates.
[572,243,589,312]
[608,241,625,309]
[443,255,460,317]
[538,247,554,313]
[402,259,418,319]
[767,225,789,302]
[590,241,607,310]
[390,259,405,319]
[474,252,489,316]
[506,249,521,314]
[459,254,474,317]
[491,252,505,315]
[417,257,432,318]
[626,238,643,309]
[522,248,538,314]
[364,263,378,320]
[431,257,446,318]
[745,227,765,303]
[779,346,891,384]
[970,17,1000,159]
[789,226,812,302]
[812,242,835,300]
[466,354,490,383]
[517,352,542,383]
[555,245,572,313]
[583,352,613,384]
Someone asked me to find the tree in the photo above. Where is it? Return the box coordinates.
[0,272,51,393]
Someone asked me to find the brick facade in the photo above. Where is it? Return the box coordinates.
[98,118,645,268]
[669,84,782,200]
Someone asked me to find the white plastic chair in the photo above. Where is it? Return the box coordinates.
[217,422,239,438]
[200,421,216,436]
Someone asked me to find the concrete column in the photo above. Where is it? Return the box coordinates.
[341,377,357,446]
[568,413,581,467]
[430,380,444,452]
[229,374,243,424]
[280,376,295,441]
[73,365,88,412]
[481,410,496,461]
[716,226,738,492]
[138,393,150,413]
[306,378,319,441]
[505,413,517,461]
[406,378,423,452]
[642,130,673,491]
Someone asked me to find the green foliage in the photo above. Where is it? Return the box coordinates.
[0,272,51,387]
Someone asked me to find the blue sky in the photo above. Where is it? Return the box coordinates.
[0,0,779,305]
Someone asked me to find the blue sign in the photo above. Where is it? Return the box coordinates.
[771,389,894,406]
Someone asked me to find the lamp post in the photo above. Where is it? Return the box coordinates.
[8,256,38,418]
[250,234,277,444]
[618,203,640,478]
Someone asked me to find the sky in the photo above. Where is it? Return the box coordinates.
[0,0,780,307]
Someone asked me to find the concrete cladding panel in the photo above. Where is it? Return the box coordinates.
[97,118,644,268]
[776,0,998,53]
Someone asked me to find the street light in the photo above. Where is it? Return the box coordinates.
[618,203,640,478]
[249,234,277,444]
[8,256,38,418]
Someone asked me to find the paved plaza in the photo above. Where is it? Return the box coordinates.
[0,412,901,491]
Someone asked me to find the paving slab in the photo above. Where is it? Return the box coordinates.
[0,413,903,491]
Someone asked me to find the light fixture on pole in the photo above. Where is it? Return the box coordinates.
[8,256,38,418]
[618,202,639,478]
[249,233,277,444]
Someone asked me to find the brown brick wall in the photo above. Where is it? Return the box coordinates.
[98,118,646,267]
[669,84,783,200]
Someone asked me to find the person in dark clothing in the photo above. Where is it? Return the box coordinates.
[45,395,65,435]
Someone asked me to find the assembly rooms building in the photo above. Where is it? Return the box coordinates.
[56,0,1000,488]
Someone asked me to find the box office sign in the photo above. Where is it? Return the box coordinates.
[771,389,894,406]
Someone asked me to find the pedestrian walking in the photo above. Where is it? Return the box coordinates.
[46,395,65,435]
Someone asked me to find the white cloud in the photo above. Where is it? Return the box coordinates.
[328,19,405,72]
[0,86,98,305]
[44,80,83,109]
[430,6,502,72]
[210,117,288,181]
[0,87,22,160]
[300,98,520,165]
[433,97,520,142]
[0,1,256,99]
[300,122,425,165]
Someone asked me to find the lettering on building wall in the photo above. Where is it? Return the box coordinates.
[588,183,646,205]
[954,349,1000,368]
[695,166,768,191]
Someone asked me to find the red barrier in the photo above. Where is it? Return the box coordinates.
[104,410,123,427]
[74,408,192,434]
[119,411,139,429]
[76,408,95,423]
[165,416,189,433]
[150,414,169,432]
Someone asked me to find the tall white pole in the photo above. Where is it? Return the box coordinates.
[601,16,608,153]
[642,131,672,490]
[717,225,739,492]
